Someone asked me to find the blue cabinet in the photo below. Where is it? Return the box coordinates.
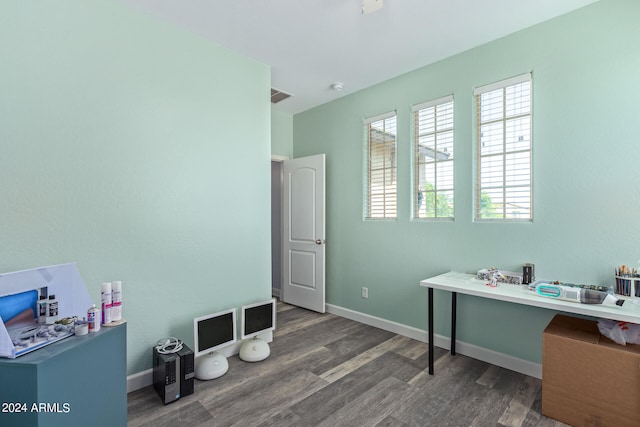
[0,324,126,427]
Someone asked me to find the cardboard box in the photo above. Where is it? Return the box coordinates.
[542,314,640,427]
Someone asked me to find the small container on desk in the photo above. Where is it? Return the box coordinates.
[614,275,640,299]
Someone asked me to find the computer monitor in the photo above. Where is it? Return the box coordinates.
[239,298,276,362]
[193,308,236,380]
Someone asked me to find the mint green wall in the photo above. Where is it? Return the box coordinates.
[271,108,294,158]
[0,1,271,375]
[293,0,640,363]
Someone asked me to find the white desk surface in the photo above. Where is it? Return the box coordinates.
[420,271,640,324]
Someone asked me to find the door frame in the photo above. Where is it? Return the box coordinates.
[271,155,288,299]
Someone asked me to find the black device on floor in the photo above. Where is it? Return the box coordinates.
[152,342,194,404]
[177,345,195,396]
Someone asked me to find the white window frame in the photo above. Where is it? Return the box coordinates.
[474,73,532,222]
[364,112,397,220]
[412,95,454,220]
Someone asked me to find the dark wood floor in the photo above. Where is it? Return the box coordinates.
[127,302,567,427]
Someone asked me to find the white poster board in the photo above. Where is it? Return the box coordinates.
[0,263,93,358]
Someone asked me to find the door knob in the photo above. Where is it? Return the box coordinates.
[315,239,325,245]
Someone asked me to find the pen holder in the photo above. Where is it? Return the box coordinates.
[614,275,640,298]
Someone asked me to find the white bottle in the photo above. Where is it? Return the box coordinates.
[111,281,122,322]
[101,282,112,325]
[38,295,48,324]
[46,294,59,324]
[88,304,101,333]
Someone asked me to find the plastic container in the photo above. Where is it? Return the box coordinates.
[614,275,640,298]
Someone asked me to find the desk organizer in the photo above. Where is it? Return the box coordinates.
[614,275,640,298]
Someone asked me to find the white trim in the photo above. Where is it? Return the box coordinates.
[272,287,281,298]
[363,111,396,124]
[327,303,427,341]
[411,95,454,112]
[271,155,289,162]
[326,303,541,379]
[127,368,153,393]
[454,340,542,379]
[473,72,532,96]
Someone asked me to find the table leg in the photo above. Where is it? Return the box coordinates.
[451,291,457,356]
[428,287,434,375]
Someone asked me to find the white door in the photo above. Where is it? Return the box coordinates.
[282,154,326,313]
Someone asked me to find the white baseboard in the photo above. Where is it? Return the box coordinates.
[272,287,281,298]
[326,303,542,379]
[127,332,273,393]
[127,368,153,393]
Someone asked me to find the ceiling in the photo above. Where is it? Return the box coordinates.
[117,0,598,115]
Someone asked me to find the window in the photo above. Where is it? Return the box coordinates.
[365,112,397,219]
[413,96,454,220]
[475,73,532,221]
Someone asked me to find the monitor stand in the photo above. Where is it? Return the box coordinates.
[195,351,228,380]
[239,337,270,362]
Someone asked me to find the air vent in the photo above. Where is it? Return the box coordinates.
[271,88,293,104]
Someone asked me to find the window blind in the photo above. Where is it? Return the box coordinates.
[365,112,397,219]
[475,74,532,221]
[412,95,454,220]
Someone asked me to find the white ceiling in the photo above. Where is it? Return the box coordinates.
[117,0,598,115]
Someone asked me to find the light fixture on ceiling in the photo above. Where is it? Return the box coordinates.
[330,82,344,92]
[362,0,383,14]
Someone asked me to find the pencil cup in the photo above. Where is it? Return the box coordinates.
[614,275,640,298]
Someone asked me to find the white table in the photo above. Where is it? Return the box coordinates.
[420,271,640,375]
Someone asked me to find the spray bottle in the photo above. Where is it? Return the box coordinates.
[101,282,112,325]
[111,281,122,322]
[535,283,624,306]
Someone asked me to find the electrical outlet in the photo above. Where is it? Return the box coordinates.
[361,287,369,299]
